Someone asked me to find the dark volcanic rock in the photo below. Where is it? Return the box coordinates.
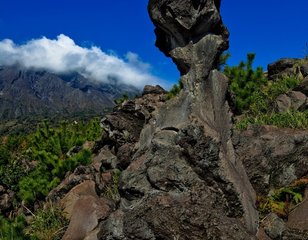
[97,0,258,239]
[233,126,308,195]
[148,0,229,85]
[300,62,308,77]
[267,58,301,80]
[98,85,166,170]
[267,58,308,82]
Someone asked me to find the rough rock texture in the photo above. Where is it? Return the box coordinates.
[0,66,140,121]
[97,0,258,239]
[97,85,167,170]
[274,91,307,113]
[233,125,308,195]
[47,85,166,239]
[148,0,229,89]
[62,180,114,240]
[287,189,308,231]
[267,58,302,80]
[261,213,286,239]
[300,62,308,77]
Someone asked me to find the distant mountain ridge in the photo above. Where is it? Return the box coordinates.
[0,66,140,121]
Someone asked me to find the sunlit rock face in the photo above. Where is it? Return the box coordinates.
[97,1,259,239]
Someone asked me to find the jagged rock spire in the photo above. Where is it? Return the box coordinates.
[148,0,229,86]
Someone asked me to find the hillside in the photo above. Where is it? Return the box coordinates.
[0,66,139,134]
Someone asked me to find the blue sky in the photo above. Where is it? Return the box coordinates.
[0,0,308,88]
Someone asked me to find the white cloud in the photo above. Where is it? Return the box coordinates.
[0,34,164,88]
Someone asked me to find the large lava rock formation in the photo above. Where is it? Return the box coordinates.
[97,0,258,239]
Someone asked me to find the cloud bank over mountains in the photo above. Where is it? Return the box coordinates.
[0,34,163,88]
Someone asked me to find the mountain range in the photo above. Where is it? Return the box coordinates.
[0,66,139,120]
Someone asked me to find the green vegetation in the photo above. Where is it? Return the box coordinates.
[257,178,308,218]
[0,118,102,204]
[0,118,102,239]
[235,111,308,130]
[166,79,183,100]
[248,75,301,115]
[25,203,68,240]
[103,169,121,201]
[225,53,307,129]
[0,215,28,240]
[0,135,28,191]
[0,204,68,240]
[224,53,267,113]
[18,119,101,203]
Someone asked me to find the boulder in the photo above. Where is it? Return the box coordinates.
[233,125,308,195]
[274,91,307,112]
[142,85,167,95]
[61,180,114,240]
[300,62,308,77]
[267,58,300,80]
[262,213,286,239]
[274,93,292,112]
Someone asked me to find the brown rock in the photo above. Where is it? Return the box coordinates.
[287,188,308,231]
[300,62,308,77]
[267,58,300,80]
[274,91,307,112]
[101,172,112,185]
[92,146,117,171]
[97,0,259,238]
[116,143,134,170]
[62,180,114,240]
[256,228,272,240]
[274,93,292,112]
[288,91,307,110]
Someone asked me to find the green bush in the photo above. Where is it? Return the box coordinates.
[18,119,100,203]
[225,53,305,129]
[224,53,267,113]
[236,111,308,130]
[0,162,27,191]
[0,215,28,240]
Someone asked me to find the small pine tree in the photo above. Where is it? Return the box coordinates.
[224,53,267,113]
